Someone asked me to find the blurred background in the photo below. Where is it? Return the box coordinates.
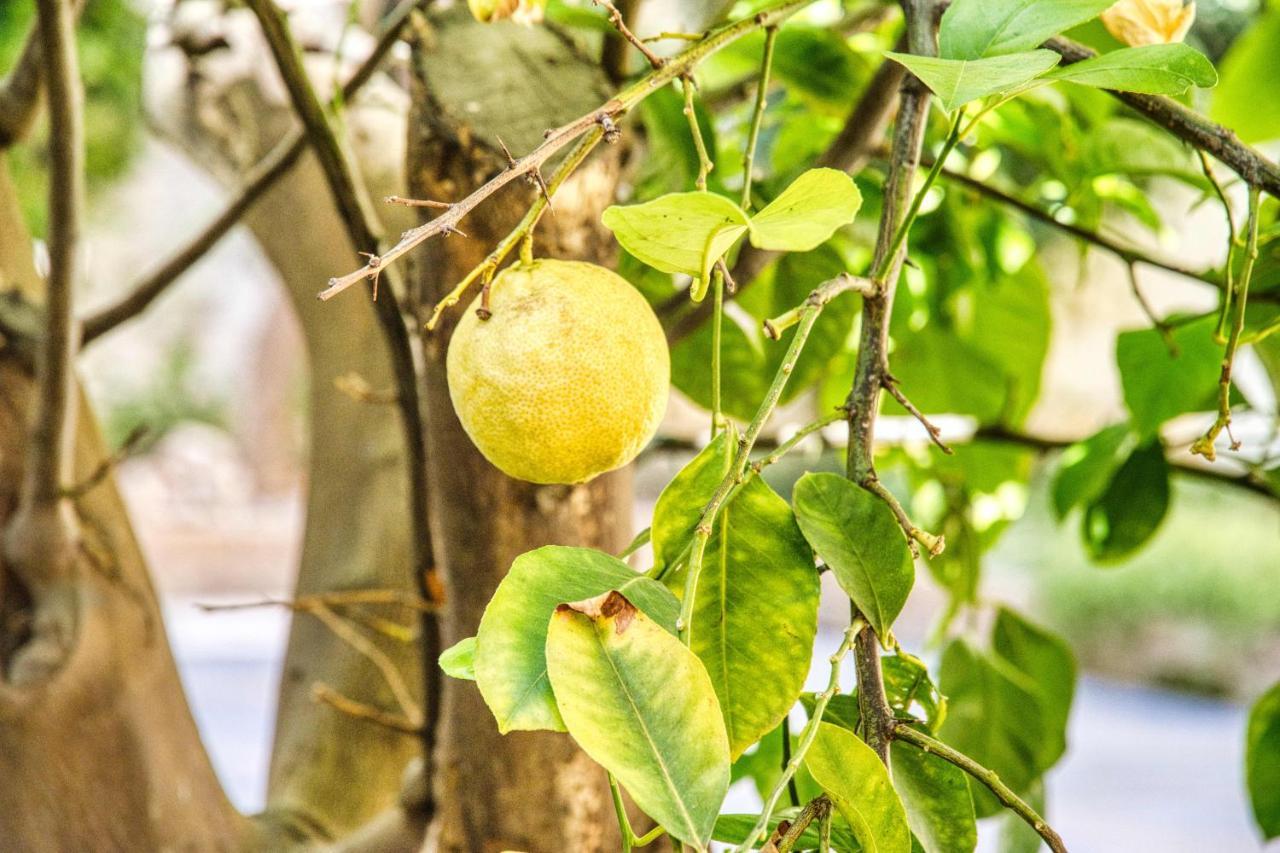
[2,0,1278,850]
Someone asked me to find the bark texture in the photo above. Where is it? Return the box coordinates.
[0,156,245,852]
[407,11,640,852]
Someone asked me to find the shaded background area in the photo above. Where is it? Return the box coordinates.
[3,0,1278,849]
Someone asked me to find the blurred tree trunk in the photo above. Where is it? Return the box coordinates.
[406,10,643,851]
[0,157,247,851]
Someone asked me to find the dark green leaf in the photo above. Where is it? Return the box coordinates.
[792,472,915,638]
[1051,424,1138,519]
[1046,43,1217,95]
[892,735,978,853]
[940,0,1114,59]
[993,607,1076,771]
[939,639,1046,817]
[1082,440,1170,563]
[474,546,680,732]
[886,51,1061,112]
[1247,681,1280,839]
[887,330,1007,422]
[547,592,729,847]
[884,654,947,731]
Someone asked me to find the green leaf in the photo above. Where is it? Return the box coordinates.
[1045,43,1216,95]
[993,607,1076,771]
[939,639,1046,818]
[1212,9,1280,144]
[940,0,1115,59]
[747,168,863,252]
[547,592,729,847]
[805,722,912,853]
[1051,424,1138,519]
[474,546,680,732]
[713,810,860,850]
[1116,315,1223,438]
[801,691,863,733]
[438,636,476,681]
[686,475,821,759]
[886,329,1008,423]
[1081,440,1170,563]
[891,735,978,853]
[886,51,1061,113]
[650,428,735,575]
[602,192,748,298]
[1247,681,1280,840]
[792,473,915,639]
[883,654,947,731]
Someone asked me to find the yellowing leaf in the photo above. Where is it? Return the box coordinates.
[747,168,862,252]
[1101,0,1195,46]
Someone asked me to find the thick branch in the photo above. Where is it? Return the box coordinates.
[1047,37,1280,197]
[242,0,442,798]
[80,0,423,343]
[892,722,1068,853]
[845,0,938,764]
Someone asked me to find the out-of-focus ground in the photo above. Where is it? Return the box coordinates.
[54,30,1280,853]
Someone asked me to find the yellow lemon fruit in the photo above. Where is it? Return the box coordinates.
[447,259,670,485]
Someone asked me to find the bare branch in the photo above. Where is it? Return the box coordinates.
[1047,36,1280,197]
[323,0,814,300]
[312,682,423,735]
[81,0,424,344]
[594,0,664,71]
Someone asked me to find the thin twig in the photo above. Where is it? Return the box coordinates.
[80,0,424,344]
[594,0,664,70]
[1192,187,1262,461]
[308,601,422,724]
[682,75,713,191]
[323,0,814,301]
[734,621,861,853]
[892,722,1068,853]
[1125,263,1177,355]
[60,424,148,500]
[740,25,778,209]
[312,682,423,734]
[882,372,952,454]
[196,588,435,613]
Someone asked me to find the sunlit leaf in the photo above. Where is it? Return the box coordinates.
[650,427,735,576]
[805,722,912,853]
[1116,315,1223,438]
[1045,43,1216,95]
[1051,424,1137,519]
[474,546,679,732]
[438,636,477,681]
[886,51,1061,113]
[747,168,863,252]
[892,733,978,853]
[940,0,1115,59]
[546,591,729,847]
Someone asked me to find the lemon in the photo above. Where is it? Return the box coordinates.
[447,259,670,485]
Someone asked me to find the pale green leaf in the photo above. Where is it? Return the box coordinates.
[747,168,863,252]
[1045,44,1217,95]
[792,472,914,638]
[602,192,748,299]
[891,735,978,853]
[805,722,912,853]
[1247,681,1280,839]
[1212,10,1280,143]
[546,592,730,848]
[940,0,1115,59]
[474,546,679,733]
[686,475,820,758]
[438,636,476,681]
[886,51,1061,113]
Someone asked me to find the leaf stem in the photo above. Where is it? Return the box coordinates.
[683,75,714,192]
[733,621,861,853]
[891,722,1068,853]
[710,266,724,439]
[740,25,778,210]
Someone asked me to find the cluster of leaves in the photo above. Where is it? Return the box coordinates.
[445,0,1280,848]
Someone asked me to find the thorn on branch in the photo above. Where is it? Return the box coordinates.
[593,0,665,70]
[882,373,952,455]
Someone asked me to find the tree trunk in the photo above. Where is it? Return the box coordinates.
[0,156,246,852]
[406,11,640,851]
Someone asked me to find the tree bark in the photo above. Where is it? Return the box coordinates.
[406,10,642,851]
[0,155,246,852]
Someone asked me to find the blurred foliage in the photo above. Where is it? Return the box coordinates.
[0,0,145,233]
[100,341,229,452]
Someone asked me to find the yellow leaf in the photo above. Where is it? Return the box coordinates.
[1101,0,1196,46]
